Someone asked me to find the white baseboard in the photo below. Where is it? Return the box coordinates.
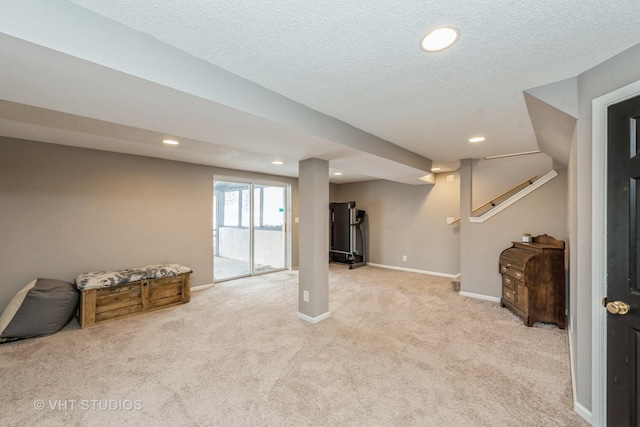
[566,318,593,424]
[191,283,215,292]
[458,291,501,303]
[568,320,579,417]
[573,401,592,424]
[367,262,459,279]
[297,311,331,324]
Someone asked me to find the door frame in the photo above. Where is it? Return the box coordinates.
[213,175,291,282]
[592,78,640,426]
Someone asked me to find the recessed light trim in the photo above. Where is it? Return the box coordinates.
[333,172,343,176]
[431,167,441,172]
[271,161,283,165]
[162,139,179,145]
[420,26,460,52]
[469,136,486,143]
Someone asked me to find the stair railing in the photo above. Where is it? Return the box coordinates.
[451,175,538,224]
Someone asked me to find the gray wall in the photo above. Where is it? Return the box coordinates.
[0,137,299,309]
[460,161,568,298]
[571,42,640,413]
[568,125,579,410]
[471,153,553,209]
[329,183,339,203]
[333,172,460,276]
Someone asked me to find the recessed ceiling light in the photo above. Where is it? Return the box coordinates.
[334,172,343,176]
[431,167,441,172]
[272,161,283,165]
[162,139,179,145]
[420,26,460,52]
[469,136,486,143]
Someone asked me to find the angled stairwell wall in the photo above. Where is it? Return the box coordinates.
[524,76,578,167]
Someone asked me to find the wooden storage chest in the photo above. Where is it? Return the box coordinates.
[499,234,565,328]
[77,272,191,328]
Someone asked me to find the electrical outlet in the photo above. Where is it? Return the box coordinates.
[295,217,299,223]
[402,255,407,262]
[303,290,309,302]
[446,217,455,224]
[447,174,454,182]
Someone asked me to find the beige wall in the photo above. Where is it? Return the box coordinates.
[471,153,554,209]
[571,42,640,414]
[568,125,579,411]
[332,158,565,285]
[333,172,460,276]
[0,137,299,309]
[460,162,569,298]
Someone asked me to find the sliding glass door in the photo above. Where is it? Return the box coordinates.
[213,181,251,281]
[213,180,288,282]
[253,185,286,274]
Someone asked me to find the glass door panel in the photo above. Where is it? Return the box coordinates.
[213,181,251,281]
[253,185,286,274]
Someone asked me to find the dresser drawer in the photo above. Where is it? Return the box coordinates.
[510,269,524,281]
[502,274,515,290]
[502,286,515,304]
[500,265,525,281]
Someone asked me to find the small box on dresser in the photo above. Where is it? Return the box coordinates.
[499,234,565,328]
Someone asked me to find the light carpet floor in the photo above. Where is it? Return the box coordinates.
[0,265,588,426]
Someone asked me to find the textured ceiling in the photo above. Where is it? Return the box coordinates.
[1,0,640,182]
[67,0,640,162]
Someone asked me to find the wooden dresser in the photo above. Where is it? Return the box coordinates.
[499,234,566,328]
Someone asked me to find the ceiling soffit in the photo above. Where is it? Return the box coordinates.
[0,1,432,183]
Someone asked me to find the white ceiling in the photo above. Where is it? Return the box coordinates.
[1,0,640,183]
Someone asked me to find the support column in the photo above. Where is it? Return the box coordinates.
[298,158,330,323]
[459,158,472,294]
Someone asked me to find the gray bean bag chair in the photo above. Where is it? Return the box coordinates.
[0,278,79,342]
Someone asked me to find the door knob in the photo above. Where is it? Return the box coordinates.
[606,300,630,315]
